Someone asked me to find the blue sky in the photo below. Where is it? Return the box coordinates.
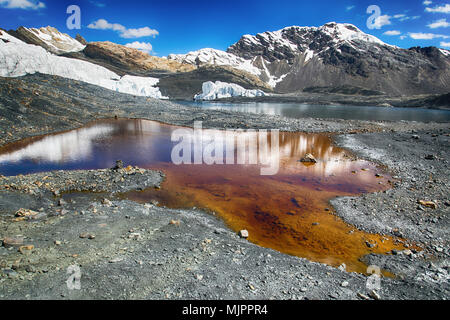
[0,0,449,56]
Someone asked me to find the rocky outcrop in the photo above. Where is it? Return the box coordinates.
[81,41,195,75]
[75,34,87,45]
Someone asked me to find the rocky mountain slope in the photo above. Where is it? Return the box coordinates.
[170,22,450,96]
[7,26,85,54]
[68,41,196,76]
[157,65,272,100]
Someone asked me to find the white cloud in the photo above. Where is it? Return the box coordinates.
[423,1,432,5]
[89,1,105,7]
[400,35,407,40]
[440,41,450,47]
[373,15,392,29]
[394,14,420,22]
[427,18,450,28]
[125,41,153,54]
[425,4,450,13]
[409,32,450,40]
[384,30,402,36]
[346,5,355,11]
[0,0,45,10]
[88,19,159,39]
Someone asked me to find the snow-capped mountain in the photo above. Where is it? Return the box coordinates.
[168,48,261,76]
[7,26,85,54]
[0,40,166,99]
[170,22,450,95]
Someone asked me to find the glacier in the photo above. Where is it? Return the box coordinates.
[0,40,167,99]
[194,81,267,101]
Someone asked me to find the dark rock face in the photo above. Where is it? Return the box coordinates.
[75,34,87,45]
[8,27,49,50]
[227,23,450,96]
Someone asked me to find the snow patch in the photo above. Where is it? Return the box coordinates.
[194,81,267,100]
[439,49,450,57]
[0,30,25,44]
[0,41,167,99]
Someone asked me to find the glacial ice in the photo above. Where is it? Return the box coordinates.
[0,41,167,99]
[194,81,266,100]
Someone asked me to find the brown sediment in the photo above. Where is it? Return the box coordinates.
[124,130,408,274]
[0,119,410,274]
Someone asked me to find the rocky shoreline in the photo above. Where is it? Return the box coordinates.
[0,74,448,300]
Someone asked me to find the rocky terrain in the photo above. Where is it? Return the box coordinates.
[220,90,450,109]
[0,73,448,300]
[65,41,195,77]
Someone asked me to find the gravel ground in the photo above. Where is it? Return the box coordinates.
[0,74,449,300]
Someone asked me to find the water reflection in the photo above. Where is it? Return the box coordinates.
[0,119,407,273]
[180,101,450,123]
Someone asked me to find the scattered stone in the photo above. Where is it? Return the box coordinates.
[357,293,371,300]
[79,233,96,240]
[19,245,34,254]
[338,264,347,272]
[169,220,181,226]
[2,237,24,248]
[14,208,38,218]
[412,135,420,140]
[238,230,249,239]
[102,198,113,207]
[299,153,317,163]
[54,240,62,246]
[128,233,141,240]
[341,281,349,288]
[418,200,437,209]
[425,154,436,160]
[2,269,18,279]
[402,249,413,257]
[58,199,66,206]
[114,160,124,170]
[312,222,320,226]
[369,290,381,300]
[366,241,376,249]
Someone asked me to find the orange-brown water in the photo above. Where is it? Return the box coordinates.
[0,119,408,273]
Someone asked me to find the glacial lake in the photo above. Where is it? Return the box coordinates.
[0,119,409,273]
[180,101,450,123]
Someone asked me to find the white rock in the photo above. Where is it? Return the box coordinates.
[238,230,249,239]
